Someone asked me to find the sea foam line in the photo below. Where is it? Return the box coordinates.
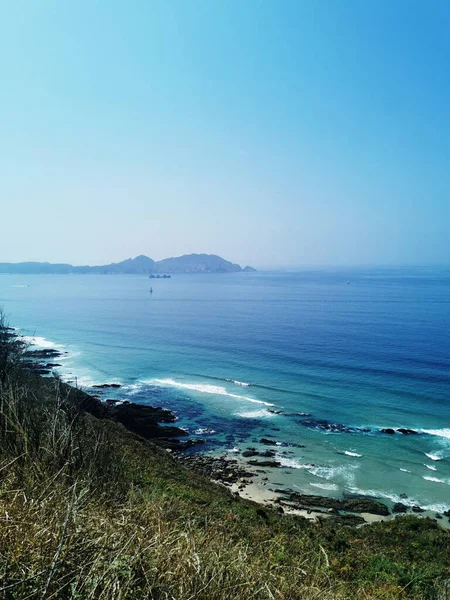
[236,409,275,419]
[22,335,63,349]
[347,485,450,514]
[150,378,275,406]
[422,475,446,484]
[425,452,442,461]
[422,429,450,440]
[226,378,250,387]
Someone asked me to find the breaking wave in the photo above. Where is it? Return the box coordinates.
[422,429,450,440]
[150,378,275,406]
[309,482,339,491]
[236,409,275,419]
[425,452,442,461]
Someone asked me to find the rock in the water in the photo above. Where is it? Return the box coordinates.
[393,502,408,513]
[242,450,259,458]
[93,383,121,389]
[248,460,281,468]
[380,428,396,434]
[260,438,277,445]
[299,418,370,434]
[412,505,425,513]
[397,428,419,435]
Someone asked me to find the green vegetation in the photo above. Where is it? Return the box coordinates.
[0,313,449,599]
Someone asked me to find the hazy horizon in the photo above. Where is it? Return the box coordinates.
[1,1,449,268]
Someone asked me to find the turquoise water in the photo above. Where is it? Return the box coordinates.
[1,269,450,512]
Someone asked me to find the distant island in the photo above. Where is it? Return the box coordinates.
[0,254,257,275]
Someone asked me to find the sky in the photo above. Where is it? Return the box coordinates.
[1,0,449,268]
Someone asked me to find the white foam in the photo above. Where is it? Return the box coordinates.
[276,456,308,469]
[228,447,240,453]
[400,468,411,473]
[151,378,274,406]
[347,485,450,513]
[22,335,62,349]
[194,428,216,435]
[308,464,359,487]
[422,429,450,440]
[422,476,445,484]
[310,482,339,491]
[342,451,362,458]
[425,452,442,461]
[236,409,274,419]
[121,383,144,395]
[227,379,250,387]
[424,464,437,471]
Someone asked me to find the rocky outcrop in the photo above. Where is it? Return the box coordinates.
[248,460,282,468]
[289,493,390,516]
[298,418,371,434]
[77,394,192,449]
[343,499,389,516]
[93,383,121,389]
[178,455,255,484]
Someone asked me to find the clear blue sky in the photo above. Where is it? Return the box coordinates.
[1,0,449,268]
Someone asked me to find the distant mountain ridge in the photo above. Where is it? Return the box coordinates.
[0,254,256,275]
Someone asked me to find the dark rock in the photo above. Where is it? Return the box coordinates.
[260,438,277,445]
[393,502,408,513]
[343,492,381,501]
[380,428,396,434]
[260,450,276,457]
[343,499,390,516]
[290,493,344,511]
[400,493,408,499]
[93,383,121,389]
[412,505,425,513]
[248,460,281,468]
[289,494,389,516]
[78,393,189,444]
[299,419,370,434]
[178,455,256,484]
[242,450,259,458]
[397,428,419,435]
[23,348,61,359]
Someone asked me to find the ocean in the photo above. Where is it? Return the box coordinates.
[1,268,450,513]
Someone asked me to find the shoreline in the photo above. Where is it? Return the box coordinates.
[19,334,450,528]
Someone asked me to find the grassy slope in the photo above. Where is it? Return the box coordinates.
[0,331,449,598]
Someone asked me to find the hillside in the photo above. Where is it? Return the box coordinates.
[1,316,449,599]
[153,253,242,273]
[0,254,255,275]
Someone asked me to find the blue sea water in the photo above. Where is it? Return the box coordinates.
[1,268,450,513]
